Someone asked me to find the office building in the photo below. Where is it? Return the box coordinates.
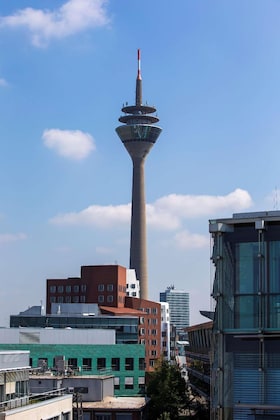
[116,50,162,300]
[160,285,190,332]
[0,350,72,419]
[210,211,280,419]
[160,302,171,360]
[46,265,128,314]
[45,264,162,371]
[186,321,212,401]
[0,328,145,398]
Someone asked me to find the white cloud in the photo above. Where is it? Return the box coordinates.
[154,188,253,220]
[50,204,131,227]
[49,188,253,229]
[0,0,110,47]
[0,233,27,244]
[146,204,180,230]
[43,128,95,160]
[174,230,209,249]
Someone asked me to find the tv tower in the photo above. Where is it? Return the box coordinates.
[116,50,162,300]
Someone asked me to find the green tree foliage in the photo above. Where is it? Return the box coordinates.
[146,359,189,419]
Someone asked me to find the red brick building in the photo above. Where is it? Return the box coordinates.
[46,265,162,371]
[46,265,127,314]
[101,297,161,372]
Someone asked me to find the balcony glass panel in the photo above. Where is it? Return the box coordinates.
[235,242,259,294]
[234,295,258,329]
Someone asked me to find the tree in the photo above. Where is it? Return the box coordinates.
[146,358,189,419]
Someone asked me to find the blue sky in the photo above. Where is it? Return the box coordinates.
[0,0,279,326]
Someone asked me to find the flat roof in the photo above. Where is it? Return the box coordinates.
[210,210,280,225]
[82,396,149,410]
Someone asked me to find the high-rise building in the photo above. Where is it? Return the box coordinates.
[116,50,162,300]
[160,286,190,332]
[209,211,280,419]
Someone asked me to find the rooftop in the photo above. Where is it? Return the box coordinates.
[82,396,149,410]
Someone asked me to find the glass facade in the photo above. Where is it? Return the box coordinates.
[210,213,280,419]
[160,288,189,330]
[10,315,139,344]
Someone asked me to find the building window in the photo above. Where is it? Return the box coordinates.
[98,284,105,292]
[149,359,155,368]
[50,296,56,303]
[58,285,64,293]
[139,358,145,370]
[151,339,157,346]
[81,284,87,292]
[152,318,157,325]
[68,358,77,369]
[151,350,157,356]
[57,296,64,303]
[73,285,79,293]
[151,329,157,335]
[98,295,104,303]
[82,358,92,371]
[130,284,135,289]
[80,296,86,303]
[66,285,71,293]
[96,414,112,420]
[97,358,106,370]
[140,328,145,335]
[125,377,134,389]
[50,286,56,293]
[65,296,71,303]
[114,377,120,390]
[107,295,113,303]
[146,308,150,314]
[152,307,158,314]
[132,292,137,297]
[125,358,134,371]
[140,317,145,324]
[111,358,120,371]
[107,284,113,291]
[72,296,79,303]
[138,376,145,392]
[162,341,167,347]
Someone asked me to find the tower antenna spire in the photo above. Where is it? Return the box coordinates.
[136,48,142,106]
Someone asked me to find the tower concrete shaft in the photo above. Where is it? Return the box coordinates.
[115,50,162,300]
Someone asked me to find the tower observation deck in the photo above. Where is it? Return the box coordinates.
[116,50,162,300]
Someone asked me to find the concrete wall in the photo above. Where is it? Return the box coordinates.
[0,394,72,419]
[0,328,115,345]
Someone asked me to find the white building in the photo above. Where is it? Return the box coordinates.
[0,350,72,420]
[160,302,171,360]
[125,269,140,298]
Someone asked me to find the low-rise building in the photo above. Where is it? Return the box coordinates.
[0,328,145,398]
[0,350,73,419]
